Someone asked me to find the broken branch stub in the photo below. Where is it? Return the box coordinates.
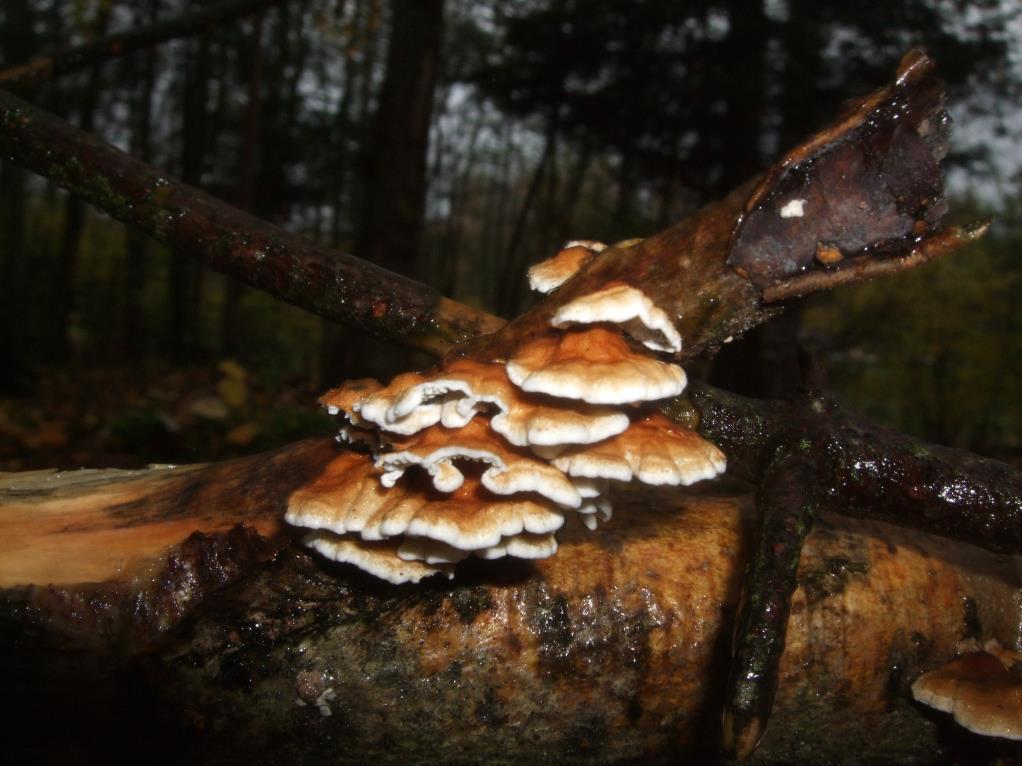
[460,54,967,369]
[728,49,952,289]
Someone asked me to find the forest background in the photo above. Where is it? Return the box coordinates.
[0,0,1019,471]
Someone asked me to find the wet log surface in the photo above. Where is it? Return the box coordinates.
[1,443,1020,764]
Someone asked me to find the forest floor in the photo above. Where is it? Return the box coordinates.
[0,360,332,471]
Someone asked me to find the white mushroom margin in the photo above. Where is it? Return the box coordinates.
[286,265,726,583]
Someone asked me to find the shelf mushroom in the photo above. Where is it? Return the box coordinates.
[912,640,1022,740]
[526,240,606,294]
[286,247,726,583]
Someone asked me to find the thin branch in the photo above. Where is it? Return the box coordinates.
[0,0,285,90]
[723,451,818,760]
[0,49,979,364]
[761,221,991,303]
[0,88,504,355]
[687,383,1022,554]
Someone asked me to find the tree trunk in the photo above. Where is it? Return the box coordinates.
[497,119,556,316]
[221,12,266,355]
[354,0,444,277]
[0,0,36,390]
[122,3,158,357]
[50,4,110,359]
[711,3,821,402]
[335,0,444,379]
[170,32,212,358]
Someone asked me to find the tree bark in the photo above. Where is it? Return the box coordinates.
[1,448,1018,763]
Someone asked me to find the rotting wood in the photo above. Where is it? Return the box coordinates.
[2,49,1021,763]
[1,455,1018,763]
[0,439,332,588]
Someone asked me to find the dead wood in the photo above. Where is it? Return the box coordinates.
[1,50,1020,763]
[1,450,1019,763]
[0,88,504,356]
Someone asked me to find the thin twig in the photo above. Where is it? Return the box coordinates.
[761,222,991,303]
[0,0,284,90]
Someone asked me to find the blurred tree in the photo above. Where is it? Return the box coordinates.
[121,0,161,357]
[0,0,38,392]
[355,0,444,277]
[170,27,212,359]
[0,0,1021,464]
[48,2,111,360]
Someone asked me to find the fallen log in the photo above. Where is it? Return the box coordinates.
[1,445,1019,763]
[2,49,1020,763]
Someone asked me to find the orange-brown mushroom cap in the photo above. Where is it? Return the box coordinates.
[506,327,687,405]
[404,359,631,447]
[378,418,582,508]
[304,532,454,584]
[551,412,726,486]
[912,641,1022,740]
[319,377,383,427]
[286,451,566,553]
[527,242,605,293]
[550,282,682,354]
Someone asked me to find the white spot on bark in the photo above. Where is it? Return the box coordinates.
[315,688,337,717]
[779,198,807,218]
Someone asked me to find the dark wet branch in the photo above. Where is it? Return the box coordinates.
[689,376,1022,758]
[0,0,284,90]
[688,383,1022,555]
[0,88,503,355]
[0,50,976,367]
[723,451,819,760]
[760,221,990,303]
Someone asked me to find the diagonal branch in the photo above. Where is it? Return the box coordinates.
[0,0,286,90]
[0,88,503,355]
[0,50,981,367]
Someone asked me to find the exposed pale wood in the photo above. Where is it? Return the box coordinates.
[0,439,332,587]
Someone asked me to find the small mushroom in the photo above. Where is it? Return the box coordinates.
[319,377,382,426]
[506,327,687,405]
[912,640,1022,740]
[550,282,682,354]
[551,411,726,486]
[527,241,606,294]
[304,533,453,584]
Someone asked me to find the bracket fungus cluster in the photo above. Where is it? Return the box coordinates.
[285,242,726,583]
